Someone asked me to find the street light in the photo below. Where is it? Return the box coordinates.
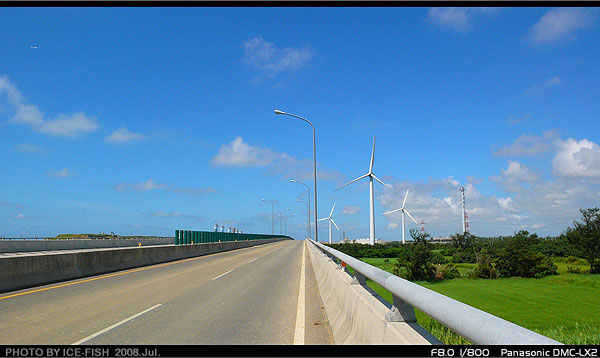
[275,109,319,242]
[275,210,284,235]
[291,179,311,240]
[261,199,274,235]
[296,198,310,240]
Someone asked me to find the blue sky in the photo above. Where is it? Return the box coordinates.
[1,7,600,240]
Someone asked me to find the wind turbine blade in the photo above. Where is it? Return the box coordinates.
[371,174,393,191]
[369,135,375,174]
[330,203,336,217]
[330,218,340,231]
[404,210,418,225]
[317,218,328,222]
[335,173,369,191]
[383,208,402,215]
[402,189,409,209]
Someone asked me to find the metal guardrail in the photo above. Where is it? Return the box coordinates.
[308,239,562,345]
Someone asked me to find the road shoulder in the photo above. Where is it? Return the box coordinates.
[303,241,334,345]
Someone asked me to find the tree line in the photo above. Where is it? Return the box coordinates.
[326,207,600,281]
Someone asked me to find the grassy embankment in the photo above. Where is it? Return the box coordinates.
[352,257,599,345]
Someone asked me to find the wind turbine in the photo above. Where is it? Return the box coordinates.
[336,135,391,245]
[383,189,418,244]
[318,203,340,244]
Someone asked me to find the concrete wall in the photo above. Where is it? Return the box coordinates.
[307,241,441,345]
[0,239,287,293]
[0,238,174,253]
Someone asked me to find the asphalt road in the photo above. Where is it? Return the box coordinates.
[0,240,330,344]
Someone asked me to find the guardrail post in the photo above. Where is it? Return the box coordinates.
[385,294,417,323]
[350,271,366,285]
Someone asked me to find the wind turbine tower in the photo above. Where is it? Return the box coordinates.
[318,203,340,244]
[383,189,418,244]
[420,220,425,235]
[460,186,466,234]
[336,135,391,245]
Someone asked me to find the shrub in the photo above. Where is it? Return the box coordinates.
[394,229,435,281]
[494,231,557,278]
[431,252,446,265]
[474,249,495,279]
[441,263,460,279]
[453,250,476,263]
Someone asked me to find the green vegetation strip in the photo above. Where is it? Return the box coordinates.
[354,258,599,345]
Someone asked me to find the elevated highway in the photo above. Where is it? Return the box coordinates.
[0,240,332,344]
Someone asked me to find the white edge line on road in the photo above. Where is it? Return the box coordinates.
[248,258,257,263]
[293,240,306,345]
[72,304,162,345]
[212,269,234,280]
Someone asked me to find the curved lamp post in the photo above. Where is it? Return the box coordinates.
[275,110,319,242]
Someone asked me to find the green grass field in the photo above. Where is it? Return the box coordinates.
[356,257,600,344]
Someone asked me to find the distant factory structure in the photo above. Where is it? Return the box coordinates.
[336,237,387,244]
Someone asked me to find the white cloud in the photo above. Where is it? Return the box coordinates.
[376,174,600,238]
[47,168,78,179]
[212,136,342,182]
[114,179,167,192]
[243,36,314,80]
[526,8,597,44]
[114,179,217,196]
[494,130,558,157]
[552,138,600,179]
[342,206,361,215]
[12,213,25,219]
[0,76,98,138]
[426,7,500,33]
[105,127,146,145]
[491,161,539,192]
[497,196,514,211]
[212,136,277,167]
[466,176,483,184]
[507,114,531,125]
[15,143,46,155]
[524,76,562,95]
[150,211,182,217]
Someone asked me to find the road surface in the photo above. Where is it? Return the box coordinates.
[0,240,333,344]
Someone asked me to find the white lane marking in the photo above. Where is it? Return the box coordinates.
[293,241,306,345]
[72,304,162,345]
[212,269,234,280]
[248,258,257,263]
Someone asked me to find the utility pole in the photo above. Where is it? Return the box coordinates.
[460,186,466,234]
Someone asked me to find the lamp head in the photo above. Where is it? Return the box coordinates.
[291,179,296,183]
[274,110,286,115]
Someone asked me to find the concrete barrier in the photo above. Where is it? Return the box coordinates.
[306,241,440,344]
[0,238,174,253]
[0,238,287,293]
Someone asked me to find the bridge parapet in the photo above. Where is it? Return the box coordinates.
[308,239,562,345]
